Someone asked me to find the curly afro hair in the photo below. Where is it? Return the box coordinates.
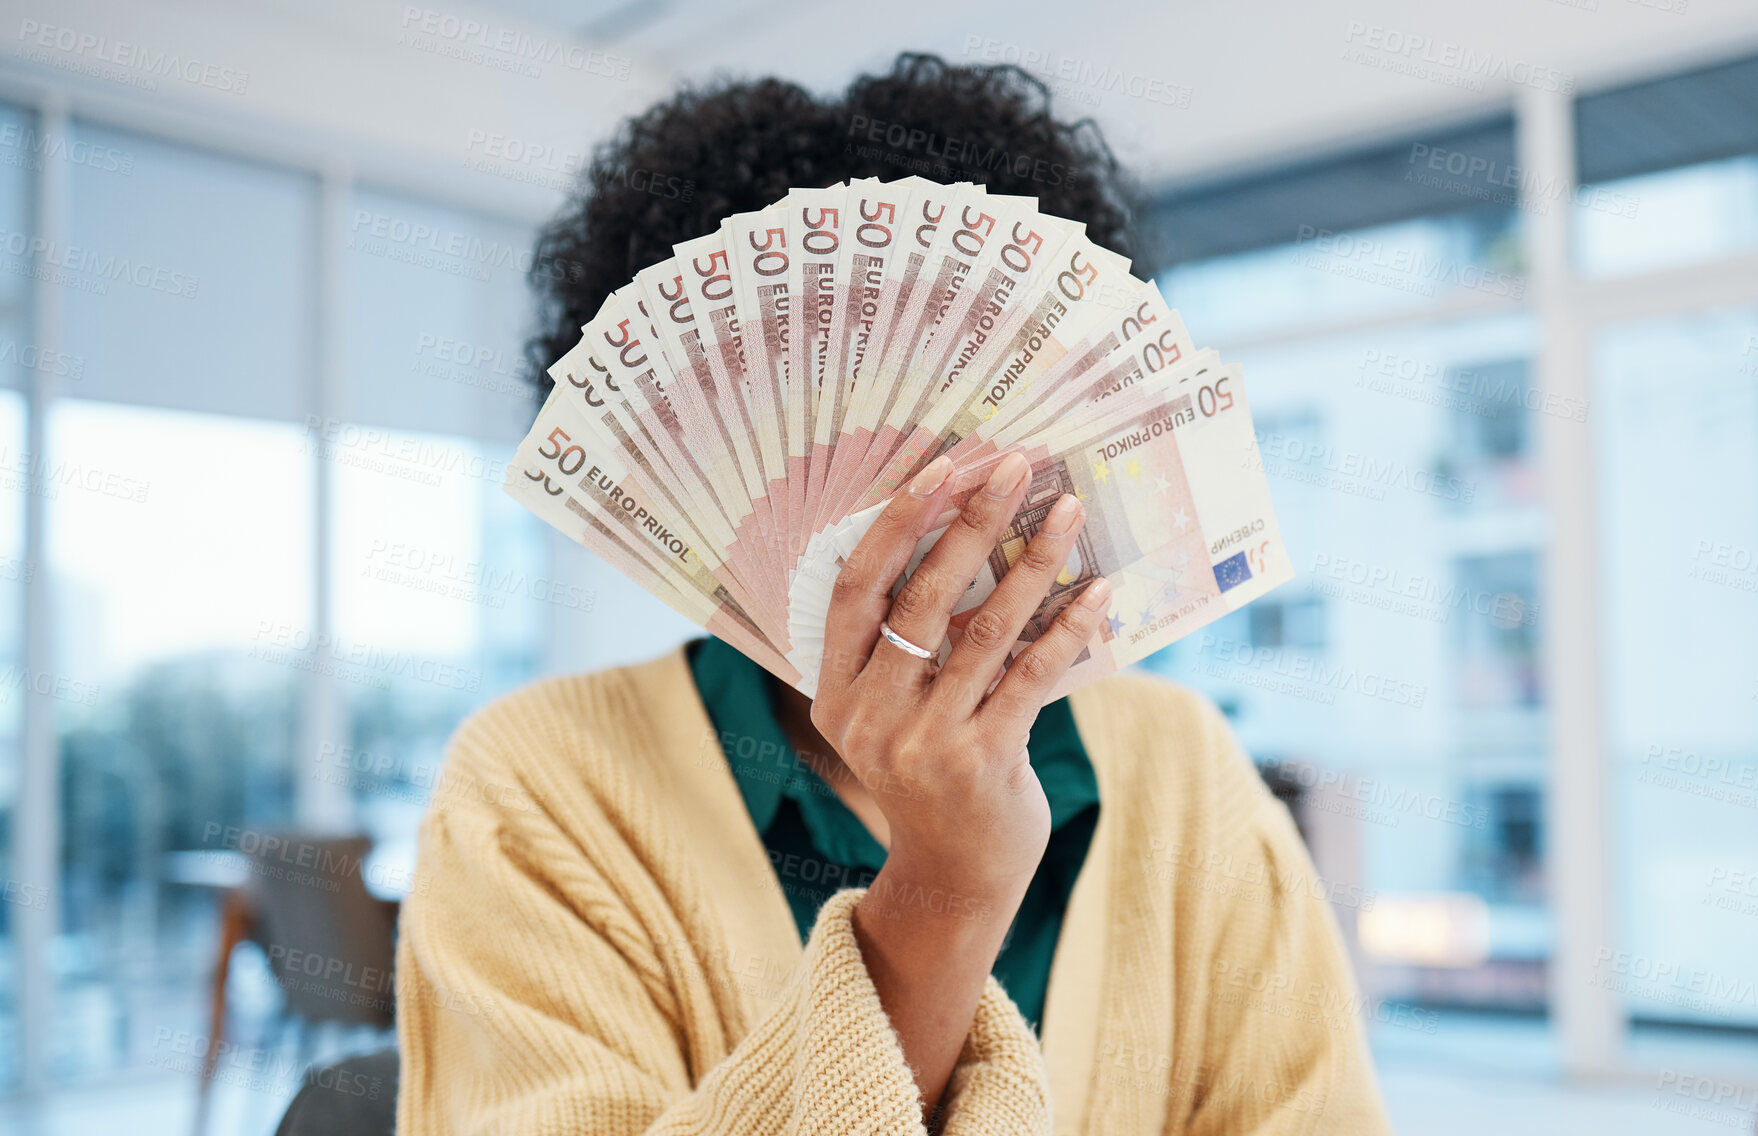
[525,51,1140,409]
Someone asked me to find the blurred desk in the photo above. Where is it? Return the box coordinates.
[163,836,406,1136]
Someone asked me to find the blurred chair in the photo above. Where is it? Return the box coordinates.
[273,1047,400,1136]
[196,834,399,1136]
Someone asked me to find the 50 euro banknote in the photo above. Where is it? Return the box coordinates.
[784,355,1291,699]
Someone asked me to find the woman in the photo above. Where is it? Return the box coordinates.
[397,53,1392,1136]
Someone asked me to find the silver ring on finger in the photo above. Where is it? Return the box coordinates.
[879,620,936,660]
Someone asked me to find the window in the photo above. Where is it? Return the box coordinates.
[329,425,548,848]
[8,123,558,1087]
[1159,208,1523,344]
[1144,135,1547,1025]
[61,123,316,423]
[44,121,323,1080]
[1435,359,1549,515]
[49,401,312,1079]
[330,188,553,852]
[1574,53,1758,279]
[1595,307,1758,1030]
[1574,155,1758,279]
[0,389,24,1091]
[0,97,34,1093]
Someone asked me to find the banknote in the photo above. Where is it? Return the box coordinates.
[506,178,1293,702]
[788,356,1290,697]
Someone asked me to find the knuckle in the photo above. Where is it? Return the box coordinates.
[1055,595,1100,634]
[893,727,934,768]
[932,671,983,706]
[821,643,862,677]
[830,562,869,605]
[840,704,885,760]
[984,686,1032,720]
[959,608,1012,653]
[1008,647,1056,687]
[1016,540,1063,578]
[955,490,1008,535]
[888,574,938,623]
[866,503,911,543]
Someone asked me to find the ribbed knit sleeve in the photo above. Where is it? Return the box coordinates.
[395,689,1051,1136]
[1177,697,1392,1136]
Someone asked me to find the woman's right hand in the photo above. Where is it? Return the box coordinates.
[811,448,1111,1121]
[811,448,1113,914]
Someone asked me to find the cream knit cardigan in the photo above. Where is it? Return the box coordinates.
[397,647,1392,1135]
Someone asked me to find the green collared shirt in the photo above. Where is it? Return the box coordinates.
[686,636,1100,1028]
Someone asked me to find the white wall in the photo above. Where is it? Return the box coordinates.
[6,0,1758,219]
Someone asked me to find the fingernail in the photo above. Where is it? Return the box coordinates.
[1078,578,1112,610]
[909,456,952,497]
[983,452,1030,498]
[1041,494,1082,535]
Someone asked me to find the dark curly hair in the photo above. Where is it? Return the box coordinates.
[525,51,1140,408]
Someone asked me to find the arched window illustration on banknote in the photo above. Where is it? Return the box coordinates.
[987,460,1102,644]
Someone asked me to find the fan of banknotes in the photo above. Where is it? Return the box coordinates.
[505,175,1292,699]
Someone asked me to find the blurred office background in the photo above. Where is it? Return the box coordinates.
[0,0,1754,1132]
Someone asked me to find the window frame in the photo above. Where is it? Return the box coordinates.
[0,77,574,1096]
